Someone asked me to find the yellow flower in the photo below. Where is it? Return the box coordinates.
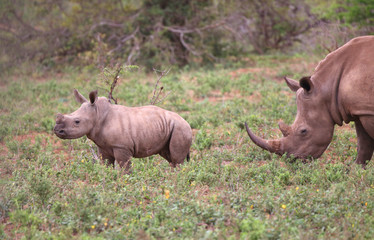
[316,189,319,192]
[104,222,108,227]
[64,202,68,207]
[295,187,299,190]
[250,205,254,209]
[91,225,95,229]
[281,204,286,209]
[165,189,170,199]
[81,159,85,163]
[365,202,368,206]
[139,201,142,204]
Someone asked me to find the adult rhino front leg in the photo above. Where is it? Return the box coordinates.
[354,119,374,165]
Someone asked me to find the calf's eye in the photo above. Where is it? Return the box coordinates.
[75,120,80,124]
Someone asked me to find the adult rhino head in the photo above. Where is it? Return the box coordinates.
[245,76,334,160]
[246,36,374,165]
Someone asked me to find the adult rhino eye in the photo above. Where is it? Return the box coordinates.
[300,129,307,135]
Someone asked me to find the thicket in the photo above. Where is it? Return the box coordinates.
[0,0,372,71]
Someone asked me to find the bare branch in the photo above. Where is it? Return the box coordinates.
[161,20,225,59]
[108,65,122,104]
[179,33,200,56]
[126,43,140,65]
[153,90,172,105]
[90,20,124,32]
[150,68,171,105]
[0,23,17,35]
[9,9,42,34]
[163,21,224,34]
[86,139,99,164]
[108,26,139,55]
[121,27,139,43]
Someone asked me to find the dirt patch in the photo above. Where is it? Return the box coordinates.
[1,218,22,240]
[0,131,69,158]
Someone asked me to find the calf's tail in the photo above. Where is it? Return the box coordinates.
[186,152,190,162]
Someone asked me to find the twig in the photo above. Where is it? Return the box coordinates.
[150,68,171,105]
[153,90,172,105]
[86,140,99,164]
[108,65,122,104]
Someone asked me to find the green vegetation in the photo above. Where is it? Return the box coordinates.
[329,0,374,29]
[1,53,373,239]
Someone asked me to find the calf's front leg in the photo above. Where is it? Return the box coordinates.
[114,148,133,173]
[98,147,115,167]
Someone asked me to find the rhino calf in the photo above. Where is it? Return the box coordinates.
[245,35,374,166]
[54,89,192,170]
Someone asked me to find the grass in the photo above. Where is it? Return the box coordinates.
[0,53,373,239]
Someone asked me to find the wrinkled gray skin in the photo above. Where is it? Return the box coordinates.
[54,90,192,170]
[246,36,374,166]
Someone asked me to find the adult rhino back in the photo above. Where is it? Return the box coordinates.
[245,36,374,166]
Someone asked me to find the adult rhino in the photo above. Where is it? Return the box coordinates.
[245,36,374,166]
[54,89,192,170]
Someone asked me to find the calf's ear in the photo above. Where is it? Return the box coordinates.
[74,89,88,104]
[284,77,300,92]
[89,90,98,105]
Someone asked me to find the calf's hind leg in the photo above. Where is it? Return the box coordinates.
[168,128,192,167]
[354,119,374,165]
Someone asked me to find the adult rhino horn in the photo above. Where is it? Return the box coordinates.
[245,122,283,154]
[278,120,291,137]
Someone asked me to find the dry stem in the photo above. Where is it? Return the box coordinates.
[150,68,172,105]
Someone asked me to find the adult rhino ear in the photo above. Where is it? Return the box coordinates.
[284,77,300,92]
[74,89,88,104]
[89,90,98,105]
[299,76,313,94]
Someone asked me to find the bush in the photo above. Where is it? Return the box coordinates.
[0,0,320,70]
